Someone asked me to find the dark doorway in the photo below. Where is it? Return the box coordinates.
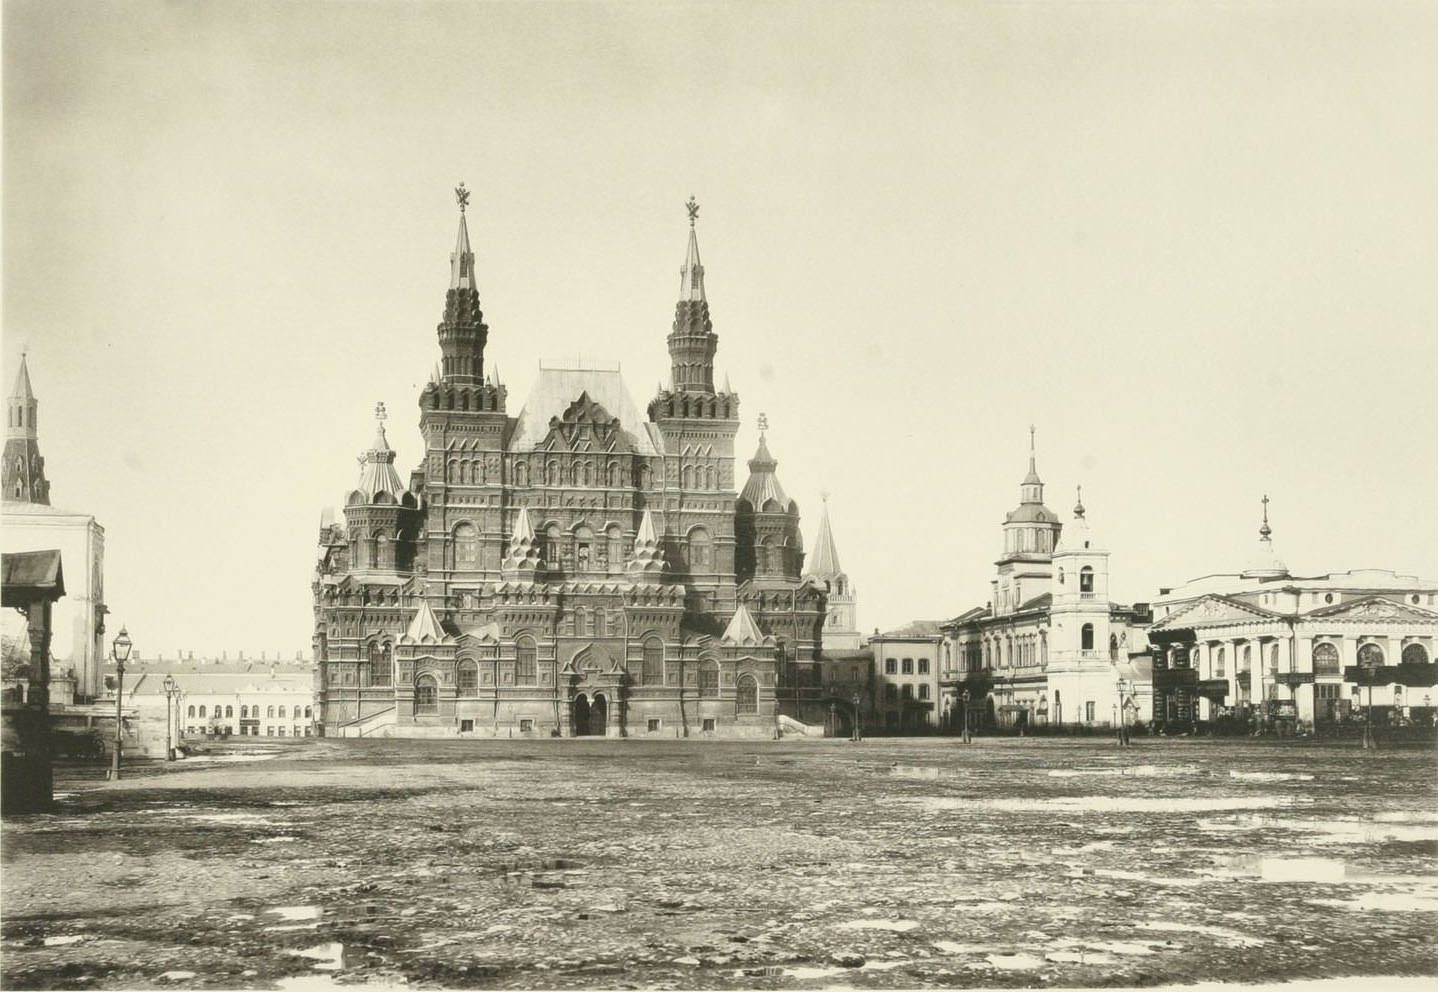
[571,694,591,737]
[590,694,608,737]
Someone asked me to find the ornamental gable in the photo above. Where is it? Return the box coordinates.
[1305,595,1438,624]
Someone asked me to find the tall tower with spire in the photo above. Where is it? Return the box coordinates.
[436,183,489,383]
[4,355,50,505]
[649,198,742,609]
[992,427,1063,616]
[803,495,861,649]
[669,196,718,392]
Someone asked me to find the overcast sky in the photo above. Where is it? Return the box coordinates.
[5,1,1436,658]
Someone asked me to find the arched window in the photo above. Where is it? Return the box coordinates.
[515,461,529,487]
[1269,642,1280,673]
[1081,624,1094,651]
[736,675,758,714]
[415,675,438,714]
[574,607,588,637]
[570,462,582,487]
[1357,643,1384,669]
[544,524,562,568]
[547,460,560,486]
[472,460,484,485]
[1402,643,1429,667]
[188,705,196,717]
[198,705,207,718]
[267,705,275,718]
[607,525,624,573]
[681,464,694,488]
[689,527,712,569]
[457,660,478,694]
[1214,646,1226,677]
[607,462,621,488]
[1057,568,1065,585]
[239,705,247,718]
[304,706,311,718]
[454,523,479,569]
[516,638,537,684]
[225,705,233,718]
[574,525,594,571]
[1241,644,1252,673]
[1310,641,1340,675]
[278,706,287,718]
[1079,566,1094,594]
[643,638,664,685]
[639,464,652,489]
[699,660,720,698]
[759,537,774,573]
[1109,633,1119,660]
[369,642,392,686]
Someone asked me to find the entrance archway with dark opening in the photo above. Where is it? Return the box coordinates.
[571,694,591,737]
[590,694,608,737]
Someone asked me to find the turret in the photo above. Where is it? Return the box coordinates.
[344,402,421,572]
[736,415,804,581]
[668,196,718,393]
[804,494,861,649]
[4,354,50,505]
[435,183,489,384]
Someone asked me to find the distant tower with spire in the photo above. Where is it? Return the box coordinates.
[736,413,804,583]
[4,354,50,505]
[992,426,1063,616]
[669,196,718,392]
[803,493,861,649]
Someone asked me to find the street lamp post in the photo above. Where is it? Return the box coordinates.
[829,700,837,739]
[851,693,862,742]
[961,689,971,744]
[162,675,178,761]
[1116,678,1131,747]
[109,627,132,781]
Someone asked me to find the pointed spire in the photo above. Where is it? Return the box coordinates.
[741,414,788,508]
[512,506,535,544]
[450,183,478,291]
[680,196,706,302]
[722,603,770,646]
[1241,494,1288,579]
[355,401,406,499]
[404,598,448,642]
[625,508,668,582]
[636,507,658,546]
[1023,424,1042,486]
[806,493,843,578]
[11,354,34,402]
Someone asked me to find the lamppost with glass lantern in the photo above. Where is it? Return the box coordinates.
[109,627,132,780]
[851,693,862,742]
[961,688,972,744]
[162,674,180,760]
[1115,677,1131,746]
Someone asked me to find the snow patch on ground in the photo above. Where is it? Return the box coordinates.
[834,918,919,932]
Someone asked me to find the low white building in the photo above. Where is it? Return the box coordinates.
[1147,500,1438,730]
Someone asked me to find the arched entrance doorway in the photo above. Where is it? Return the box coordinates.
[590,693,608,737]
[571,694,591,737]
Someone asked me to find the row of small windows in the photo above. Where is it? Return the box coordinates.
[187,704,312,719]
[883,657,931,675]
[884,683,931,700]
[1190,641,1430,676]
[188,725,312,737]
[452,523,714,571]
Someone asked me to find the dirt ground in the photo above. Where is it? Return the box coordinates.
[1,736,1435,990]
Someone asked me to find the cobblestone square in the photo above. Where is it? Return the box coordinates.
[2,738,1435,989]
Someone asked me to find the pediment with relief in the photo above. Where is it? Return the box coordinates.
[1152,595,1281,632]
[1308,595,1438,623]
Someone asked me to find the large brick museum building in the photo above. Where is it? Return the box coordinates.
[312,192,852,738]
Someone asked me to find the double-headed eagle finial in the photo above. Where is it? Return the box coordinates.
[455,182,471,213]
[686,196,699,226]
[375,401,388,423]
[757,412,769,436]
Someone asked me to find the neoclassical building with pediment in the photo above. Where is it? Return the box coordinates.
[311,192,844,738]
[1146,501,1438,731]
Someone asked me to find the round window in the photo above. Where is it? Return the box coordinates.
[1324,593,1334,604]
[1413,595,1421,605]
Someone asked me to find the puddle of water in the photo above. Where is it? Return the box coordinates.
[1049,764,1201,779]
[986,952,1045,970]
[784,965,848,980]
[890,765,949,779]
[157,971,197,982]
[1201,855,1348,883]
[1374,811,1438,824]
[1046,950,1118,965]
[291,942,344,971]
[907,796,1307,814]
[1228,770,1314,782]
[42,934,87,946]
[835,919,919,932]
[1197,815,1438,844]
[1140,921,1265,947]
[1311,892,1438,912]
[267,905,323,921]
[251,836,299,844]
